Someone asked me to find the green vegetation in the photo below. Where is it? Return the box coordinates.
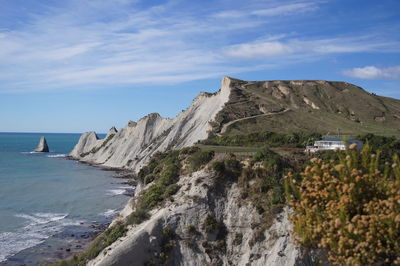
[187,149,215,171]
[202,131,321,148]
[127,150,181,225]
[212,155,242,180]
[286,143,400,265]
[358,133,400,161]
[56,150,184,266]
[239,147,289,217]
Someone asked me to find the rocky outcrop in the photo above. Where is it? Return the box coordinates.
[88,169,306,266]
[69,77,232,172]
[33,136,49,152]
[69,131,99,158]
[108,126,118,135]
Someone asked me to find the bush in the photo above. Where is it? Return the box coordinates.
[187,150,215,171]
[163,184,181,197]
[252,146,287,172]
[144,174,156,184]
[126,208,149,225]
[212,161,225,173]
[140,184,164,209]
[286,143,400,265]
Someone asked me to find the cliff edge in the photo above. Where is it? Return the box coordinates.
[69,77,232,172]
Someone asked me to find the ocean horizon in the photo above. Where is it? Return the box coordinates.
[0,132,131,264]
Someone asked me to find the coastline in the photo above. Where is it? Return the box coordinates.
[1,156,136,265]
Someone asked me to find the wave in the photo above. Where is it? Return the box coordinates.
[101,209,118,217]
[46,154,66,158]
[106,186,135,196]
[0,212,79,262]
[15,212,67,225]
[20,151,40,154]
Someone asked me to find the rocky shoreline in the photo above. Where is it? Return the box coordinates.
[2,221,109,266]
[1,158,136,266]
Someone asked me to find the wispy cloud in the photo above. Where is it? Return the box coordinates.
[0,0,399,93]
[223,42,293,58]
[252,2,318,16]
[222,37,400,59]
[343,66,400,80]
[214,2,318,18]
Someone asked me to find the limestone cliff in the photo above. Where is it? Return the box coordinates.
[88,169,307,266]
[70,76,400,171]
[69,77,232,172]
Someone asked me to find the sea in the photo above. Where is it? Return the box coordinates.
[0,132,133,265]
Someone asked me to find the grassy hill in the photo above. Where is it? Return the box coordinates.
[212,78,400,137]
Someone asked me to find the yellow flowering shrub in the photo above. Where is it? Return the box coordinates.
[286,143,400,265]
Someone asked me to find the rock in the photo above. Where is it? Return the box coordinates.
[69,76,232,172]
[88,169,303,266]
[33,136,49,152]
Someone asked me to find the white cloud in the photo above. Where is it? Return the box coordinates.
[252,3,318,16]
[0,0,399,93]
[343,66,400,80]
[214,2,318,19]
[223,42,293,58]
[222,36,400,59]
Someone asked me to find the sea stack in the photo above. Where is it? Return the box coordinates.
[34,136,49,152]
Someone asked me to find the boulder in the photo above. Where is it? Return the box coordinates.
[34,136,49,152]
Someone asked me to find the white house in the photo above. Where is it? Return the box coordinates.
[305,138,363,153]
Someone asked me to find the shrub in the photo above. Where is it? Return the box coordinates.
[212,161,225,173]
[140,184,164,209]
[126,208,149,225]
[144,174,156,184]
[187,150,215,171]
[286,143,400,265]
[163,184,181,197]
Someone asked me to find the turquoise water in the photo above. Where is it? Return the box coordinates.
[0,133,131,263]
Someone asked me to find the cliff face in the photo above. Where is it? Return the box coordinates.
[69,77,231,172]
[70,77,400,171]
[88,169,305,266]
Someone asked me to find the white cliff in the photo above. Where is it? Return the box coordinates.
[88,168,304,266]
[69,77,232,172]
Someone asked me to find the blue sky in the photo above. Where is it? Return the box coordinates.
[0,0,399,133]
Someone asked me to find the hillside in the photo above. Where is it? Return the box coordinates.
[69,77,400,173]
[212,78,400,136]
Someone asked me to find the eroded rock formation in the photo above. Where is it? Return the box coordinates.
[33,136,49,152]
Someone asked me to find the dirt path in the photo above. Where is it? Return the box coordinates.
[220,108,290,134]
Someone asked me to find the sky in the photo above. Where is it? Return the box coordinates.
[0,0,399,133]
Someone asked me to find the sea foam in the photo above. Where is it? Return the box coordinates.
[0,212,75,262]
